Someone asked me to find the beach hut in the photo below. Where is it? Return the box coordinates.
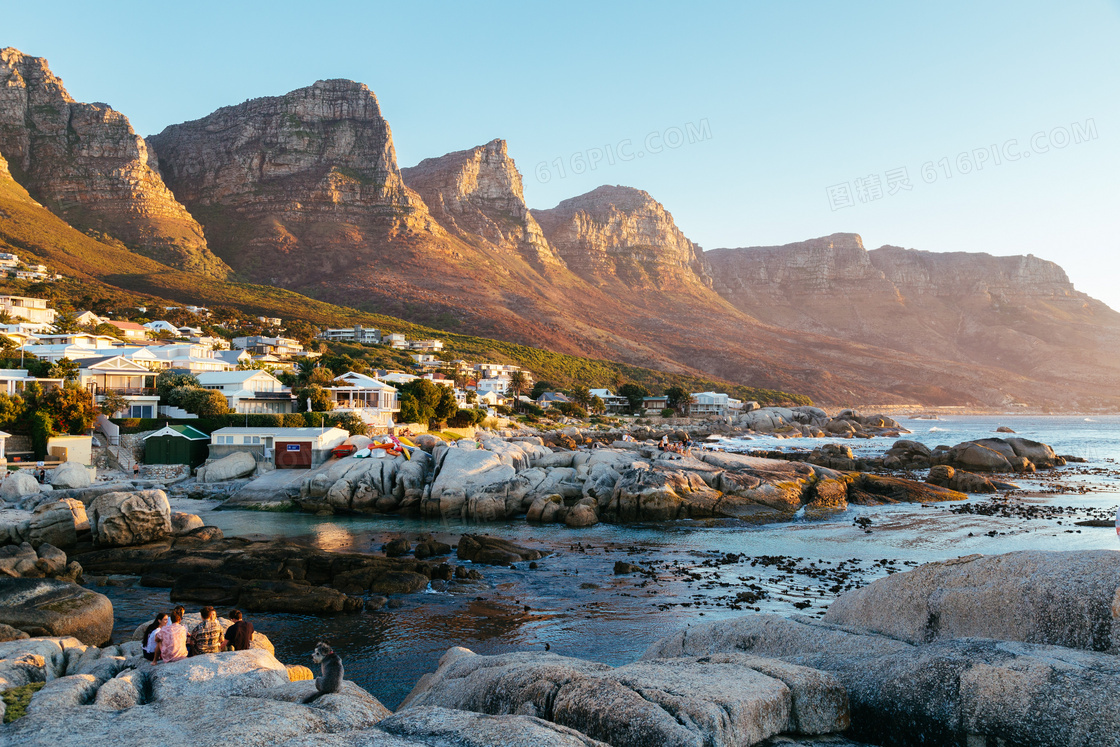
[143,425,210,468]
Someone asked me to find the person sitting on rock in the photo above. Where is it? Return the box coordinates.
[659,435,669,450]
[223,609,254,651]
[154,609,189,664]
[189,605,223,656]
[142,612,168,661]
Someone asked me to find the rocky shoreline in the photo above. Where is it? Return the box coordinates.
[3,548,1119,745]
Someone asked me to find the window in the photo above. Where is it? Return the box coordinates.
[217,435,234,445]
[127,404,152,418]
[242,436,261,445]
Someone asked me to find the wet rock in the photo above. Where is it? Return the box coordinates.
[613,561,640,575]
[925,465,996,494]
[846,473,965,504]
[996,426,1015,433]
[367,571,430,595]
[823,550,1120,651]
[456,534,543,565]
[413,537,451,559]
[237,579,364,614]
[382,537,412,557]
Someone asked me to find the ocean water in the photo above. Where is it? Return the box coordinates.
[99,415,1120,709]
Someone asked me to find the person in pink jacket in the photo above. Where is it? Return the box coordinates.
[154,609,189,664]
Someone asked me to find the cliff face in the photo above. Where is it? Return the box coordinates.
[148,79,443,284]
[401,139,562,268]
[533,185,711,289]
[707,235,1120,389]
[0,47,227,277]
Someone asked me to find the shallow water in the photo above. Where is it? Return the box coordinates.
[99,415,1120,709]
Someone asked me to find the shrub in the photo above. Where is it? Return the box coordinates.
[282,413,307,427]
[29,410,52,458]
[660,408,675,418]
[552,402,588,419]
[331,412,368,435]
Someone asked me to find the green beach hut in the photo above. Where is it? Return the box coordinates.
[143,425,210,468]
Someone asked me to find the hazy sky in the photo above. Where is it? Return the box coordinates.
[6,1,1120,309]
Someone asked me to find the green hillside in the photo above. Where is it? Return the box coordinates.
[0,170,808,405]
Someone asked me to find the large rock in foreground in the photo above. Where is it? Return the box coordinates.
[0,578,113,645]
[88,490,172,547]
[402,646,848,746]
[644,614,1120,747]
[823,550,1120,651]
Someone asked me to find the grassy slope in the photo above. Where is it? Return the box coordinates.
[0,171,808,405]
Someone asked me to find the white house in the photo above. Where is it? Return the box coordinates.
[384,333,407,349]
[379,371,418,385]
[78,355,159,418]
[75,311,108,327]
[319,326,381,344]
[196,370,295,414]
[215,349,253,368]
[0,369,63,396]
[34,333,118,348]
[589,388,630,413]
[208,427,348,468]
[689,392,742,417]
[325,372,400,427]
[125,343,233,373]
[144,320,179,334]
[232,336,303,358]
[108,321,149,341]
[476,377,510,396]
[0,296,56,325]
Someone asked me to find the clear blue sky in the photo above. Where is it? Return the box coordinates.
[6,1,1120,309]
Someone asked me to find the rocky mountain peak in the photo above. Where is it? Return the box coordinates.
[401,139,562,267]
[146,79,441,283]
[149,78,425,218]
[0,47,227,277]
[532,185,710,288]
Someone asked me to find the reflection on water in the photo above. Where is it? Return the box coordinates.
[101,415,1120,709]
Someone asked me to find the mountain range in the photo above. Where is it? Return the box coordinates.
[2,46,1118,408]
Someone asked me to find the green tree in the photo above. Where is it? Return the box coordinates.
[98,390,130,418]
[0,392,26,428]
[530,381,553,399]
[330,412,367,436]
[43,383,98,434]
[508,370,528,398]
[398,393,422,424]
[589,395,605,415]
[29,410,53,458]
[665,386,689,414]
[295,384,333,412]
[434,385,459,425]
[618,383,651,413]
[570,385,592,408]
[48,357,80,382]
[52,311,80,333]
[156,370,200,401]
[179,388,230,418]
